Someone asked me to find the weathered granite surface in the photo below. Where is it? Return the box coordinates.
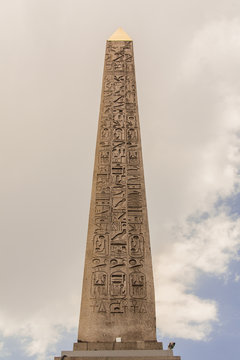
[78,34,156,343]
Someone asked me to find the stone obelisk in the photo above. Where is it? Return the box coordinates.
[54,28,181,360]
[78,27,156,343]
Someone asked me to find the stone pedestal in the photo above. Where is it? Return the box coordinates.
[73,341,163,351]
[54,341,180,360]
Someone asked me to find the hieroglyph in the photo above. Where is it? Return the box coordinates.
[91,41,146,314]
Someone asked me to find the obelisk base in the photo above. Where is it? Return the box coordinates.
[54,342,181,360]
[73,341,163,351]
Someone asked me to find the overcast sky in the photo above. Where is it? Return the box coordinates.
[1,1,240,359]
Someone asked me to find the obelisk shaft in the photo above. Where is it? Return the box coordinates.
[78,36,156,342]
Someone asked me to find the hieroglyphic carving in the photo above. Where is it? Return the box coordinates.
[112,186,126,209]
[91,271,108,298]
[110,258,126,268]
[127,128,138,144]
[110,230,127,256]
[100,126,111,146]
[93,234,108,257]
[112,147,126,164]
[128,189,142,209]
[110,299,128,313]
[129,272,146,298]
[130,299,147,313]
[90,299,107,313]
[112,165,126,185]
[110,271,127,297]
[128,211,143,224]
[125,75,136,104]
[129,258,143,269]
[126,115,137,128]
[113,127,125,141]
[113,113,125,128]
[92,258,107,269]
[91,299,128,314]
[94,216,110,233]
[128,150,139,165]
[129,234,144,257]
[99,150,111,165]
[90,40,147,312]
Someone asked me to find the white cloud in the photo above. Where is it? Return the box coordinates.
[155,213,240,339]
[0,341,11,358]
[0,295,79,360]
[182,18,240,84]
[153,18,240,340]
[234,274,240,282]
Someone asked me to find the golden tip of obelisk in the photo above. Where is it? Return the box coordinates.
[108,27,132,41]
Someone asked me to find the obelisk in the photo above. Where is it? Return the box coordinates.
[54,28,181,360]
[78,27,156,343]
